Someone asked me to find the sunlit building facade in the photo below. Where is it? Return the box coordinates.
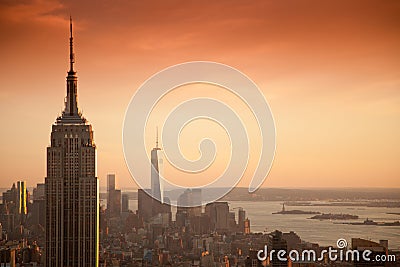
[17,181,27,215]
[45,18,99,267]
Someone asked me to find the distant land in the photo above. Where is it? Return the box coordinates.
[1,187,399,203]
[220,187,400,201]
[96,187,400,203]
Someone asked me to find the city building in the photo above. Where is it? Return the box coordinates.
[45,18,99,267]
[30,183,46,228]
[177,189,202,217]
[107,174,121,217]
[1,183,17,236]
[107,174,115,192]
[122,194,129,212]
[244,218,251,234]
[0,181,29,237]
[138,138,171,224]
[108,189,121,217]
[16,181,27,215]
[138,189,153,222]
[151,134,163,203]
[238,207,246,232]
[205,202,230,233]
[32,183,45,200]
[269,230,288,267]
[282,231,301,251]
[2,181,28,213]
[352,238,388,267]
[2,183,17,205]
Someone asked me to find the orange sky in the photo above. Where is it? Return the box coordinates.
[0,0,399,189]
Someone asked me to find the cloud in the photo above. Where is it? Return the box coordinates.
[0,0,66,25]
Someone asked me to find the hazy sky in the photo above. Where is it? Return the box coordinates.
[0,0,399,189]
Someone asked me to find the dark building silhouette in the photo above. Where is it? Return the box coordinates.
[205,202,230,233]
[247,250,263,267]
[138,189,153,222]
[177,189,202,217]
[29,183,46,228]
[138,139,171,225]
[2,183,17,205]
[151,134,163,202]
[0,182,28,238]
[45,18,99,267]
[269,230,288,267]
[107,174,121,217]
[121,193,129,212]
[352,238,387,267]
[238,207,246,232]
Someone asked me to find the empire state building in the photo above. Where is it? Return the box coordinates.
[45,18,99,267]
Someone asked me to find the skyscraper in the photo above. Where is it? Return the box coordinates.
[150,135,172,223]
[205,202,229,232]
[238,207,245,232]
[106,174,121,217]
[137,137,171,225]
[121,194,129,212]
[107,174,115,192]
[45,18,99,267]
[151,133,163,203]
[138,189,153,222]
[16,181,27,215]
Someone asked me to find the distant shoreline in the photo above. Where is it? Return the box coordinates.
[1,187,399,203]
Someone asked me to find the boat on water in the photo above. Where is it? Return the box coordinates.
[340,218,400,226]
[349,218,378,225]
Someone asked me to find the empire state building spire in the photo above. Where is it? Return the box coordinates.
[63,16,80,117]
[69,16,75,73]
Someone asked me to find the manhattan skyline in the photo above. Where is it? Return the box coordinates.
[0,1,399,189]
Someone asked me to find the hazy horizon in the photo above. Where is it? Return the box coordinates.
[1,185,400,193]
